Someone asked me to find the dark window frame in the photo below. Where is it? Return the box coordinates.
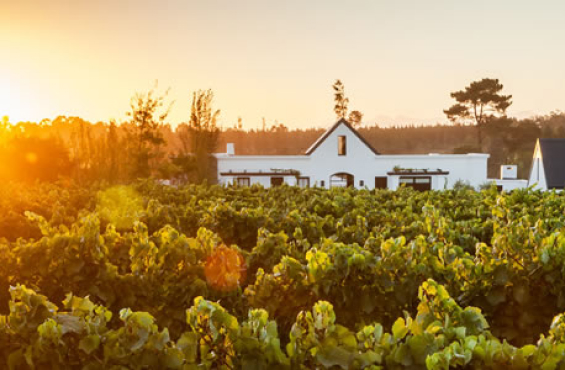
[270,177,284,187]
[338,135,347,156]
[236,177,250,186]
[399,176,432,191]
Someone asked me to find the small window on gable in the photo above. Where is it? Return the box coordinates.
[338,136,346,156]
[359,180,365,187]
[320,180,325,187]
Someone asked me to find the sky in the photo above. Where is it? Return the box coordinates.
[1,0,565,129]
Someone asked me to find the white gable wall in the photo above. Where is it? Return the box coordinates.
[308,123,378,161]
[528,140,547,190]
[305,123,378,187]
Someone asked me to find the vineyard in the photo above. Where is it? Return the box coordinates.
[3,181,565,369]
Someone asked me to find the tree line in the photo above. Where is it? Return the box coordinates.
[0,87,221,184]
[1,78,564,183]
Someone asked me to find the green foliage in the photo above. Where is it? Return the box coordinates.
[176,89,220,184]
[125,85,171,178]
[4,182,565,368]
[452,180,475,192]
[97,185,144,230]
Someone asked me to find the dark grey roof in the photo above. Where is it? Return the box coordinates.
[305,118,380,155]
[540,138,565,189]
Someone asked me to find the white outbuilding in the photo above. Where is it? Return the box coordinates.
[529,138,565,191]
[215,119,523,191]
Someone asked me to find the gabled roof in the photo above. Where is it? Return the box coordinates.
[305,118,380,155]
[539,138,565,189]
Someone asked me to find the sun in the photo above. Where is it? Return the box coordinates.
[0,70,41,124]
[0,83,27,124]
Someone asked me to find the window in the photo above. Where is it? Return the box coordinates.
[399,176,431,191]
[236,177,250,186]
[320,180,325,187]
[298,177,310,188]
[359,180,365,187]
[375,177,388,189]
[338,135,346,156]
[271,177,284,187]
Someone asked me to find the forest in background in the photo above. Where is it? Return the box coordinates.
[1,112,564,181]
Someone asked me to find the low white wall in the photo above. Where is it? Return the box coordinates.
[490,179,529,191]
[216,153,489,190]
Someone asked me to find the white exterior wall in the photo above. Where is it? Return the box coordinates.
[215,154,490,190]
[215,121,491,190]
[374,154,488,189]
[490,179,529,191]
[215,156,309,186]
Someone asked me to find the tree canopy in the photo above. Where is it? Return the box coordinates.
[332,79,363,126]
[444,78,512,147]
[333,79,349,120]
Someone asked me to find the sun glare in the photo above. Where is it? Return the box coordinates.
[25,152,38,164]
[1,87,25,124]
[0,71,41,124]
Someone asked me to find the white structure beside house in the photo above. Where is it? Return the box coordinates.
[491,164,528,191]
[215,119,524,191]
[529,138,565,191]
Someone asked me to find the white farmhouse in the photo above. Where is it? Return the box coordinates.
[215,119,522,190]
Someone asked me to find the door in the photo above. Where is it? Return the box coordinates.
[375,177,388,189]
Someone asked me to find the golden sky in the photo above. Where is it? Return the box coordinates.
[1,0,565,129]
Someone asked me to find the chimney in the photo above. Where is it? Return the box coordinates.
[500,165,517,180]
[226,143,235,156]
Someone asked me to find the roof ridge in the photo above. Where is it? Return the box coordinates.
[305,118,380,155]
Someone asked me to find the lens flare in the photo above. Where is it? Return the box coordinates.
[97,185,144,229]
[204,245,247,292]
[25,152,38,164]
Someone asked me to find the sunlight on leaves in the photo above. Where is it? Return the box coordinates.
[97,185,144,229]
